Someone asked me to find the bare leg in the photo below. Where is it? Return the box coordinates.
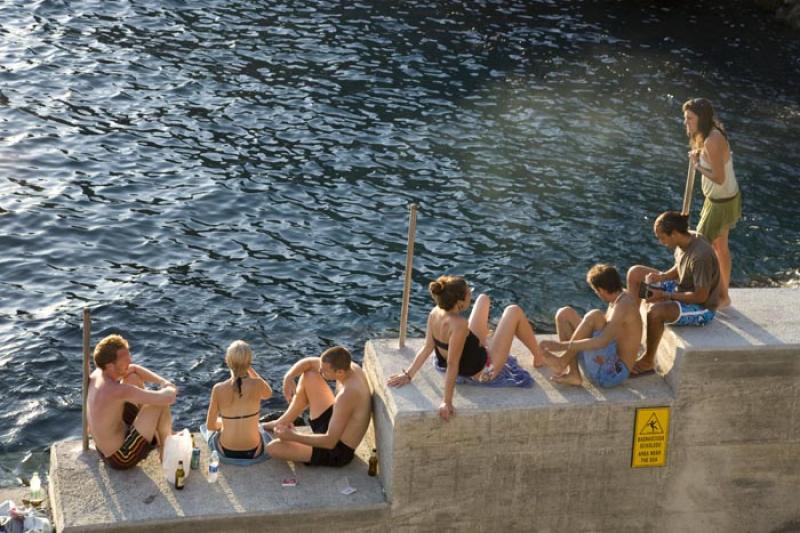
[712,228,732,308]
[555,306,580,341]
[266,370,334,462]
[547,306,581,378]
[468,294,491,345]
[627,265,660,305]
[487,304,543,373]
[121,372,145,407]
[550,310,605,386]
[632,302,680,374]
[133,404,172,461]
[264,369,335,430]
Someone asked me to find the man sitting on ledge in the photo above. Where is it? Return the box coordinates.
[87,334,177,470]
[628,210,721,375]
[540,263,642,387]
[265,346,371,468]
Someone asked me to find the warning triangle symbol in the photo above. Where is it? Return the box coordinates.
[640,413,664,435]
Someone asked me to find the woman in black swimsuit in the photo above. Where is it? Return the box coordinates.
[387,275,544,421]
[205,340,273,458]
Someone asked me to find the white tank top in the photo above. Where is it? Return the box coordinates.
[699,151,739,200]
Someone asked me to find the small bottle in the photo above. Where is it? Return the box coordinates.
[30,472,42,501]
[368,448,378,476]
[208,450,219,483]
[190,436,201,470]
[175,461,186,490]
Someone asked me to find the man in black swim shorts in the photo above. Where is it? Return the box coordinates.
[265,346,371,467]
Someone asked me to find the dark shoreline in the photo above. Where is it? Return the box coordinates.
[754,0,800,28]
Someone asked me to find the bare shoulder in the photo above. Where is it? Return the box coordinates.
[704,130,727,151]
[445,312,468,332]
[618,292,642,316]
[341,366,371,401]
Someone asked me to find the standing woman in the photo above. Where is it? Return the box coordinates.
[206,340,272,459]
[683,98,742,308]
[387,275,544,421]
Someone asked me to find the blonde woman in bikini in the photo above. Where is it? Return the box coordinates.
[387,275,545,421]
[683,98,742,308]
[206,340,272,459]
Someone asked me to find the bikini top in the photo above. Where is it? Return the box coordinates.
[220,411,259,420]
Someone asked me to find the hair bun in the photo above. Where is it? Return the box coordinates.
[429,281,443,295]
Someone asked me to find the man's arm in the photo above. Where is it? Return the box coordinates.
[119,382,176,406]
[562,308,621,355]
[646,265,679,284]
[278,393,354,449]
[127,364,173,387]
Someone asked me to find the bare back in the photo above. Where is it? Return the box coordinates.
[334,363,372,450]
[607,291,643,369]
[211,378,264,450]
[87,370,131,457]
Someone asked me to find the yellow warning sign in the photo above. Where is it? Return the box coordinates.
[631,407,670,468]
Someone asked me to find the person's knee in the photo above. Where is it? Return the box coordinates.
[503,304,523,319]
[585,309,604,322]
[297,369,324,395]
[647,303,674,323]
[555,306,574,322]
[475,293,490,307]
[627,265,643,282]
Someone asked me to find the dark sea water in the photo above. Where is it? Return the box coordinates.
[1,0,799,486]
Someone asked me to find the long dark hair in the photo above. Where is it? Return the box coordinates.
[683,97,727,149]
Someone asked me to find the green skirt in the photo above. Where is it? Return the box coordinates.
[696,191,742,243]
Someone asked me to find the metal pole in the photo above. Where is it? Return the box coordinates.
[399,204,418,348]
[682,161,696,227]
[82,308,91,451]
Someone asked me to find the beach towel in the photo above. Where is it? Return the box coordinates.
[199,424,271,466]
[433,355,534,388]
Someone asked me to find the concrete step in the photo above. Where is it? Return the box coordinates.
[49,434,388,533]
[364,288,800,532]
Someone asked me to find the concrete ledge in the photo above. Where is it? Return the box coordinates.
[366,288,800,532]
[49,436,387,533]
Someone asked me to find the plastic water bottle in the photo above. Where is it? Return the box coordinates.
[30,472,42,502]
[208,450,219,483]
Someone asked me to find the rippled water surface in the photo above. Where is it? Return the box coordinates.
[1,0,799,485]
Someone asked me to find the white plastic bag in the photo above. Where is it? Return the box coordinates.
[162,428,192,485]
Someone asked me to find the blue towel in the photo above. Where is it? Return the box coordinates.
[433,355,534,388]
[199,423,271,466]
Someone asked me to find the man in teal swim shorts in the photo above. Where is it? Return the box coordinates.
[627,210,721,375]
[540,264,643,388]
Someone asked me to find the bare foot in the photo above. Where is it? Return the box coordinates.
[632,357,655,375]
[717,296,731,309]
[538,348,564,373]
[532,349,547,368]
[552,372,582,386]
[553,367,570,378]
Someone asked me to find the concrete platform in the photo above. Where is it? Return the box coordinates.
[49,434,387,533]
[365,288,800,532]
[48,288,800,532]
